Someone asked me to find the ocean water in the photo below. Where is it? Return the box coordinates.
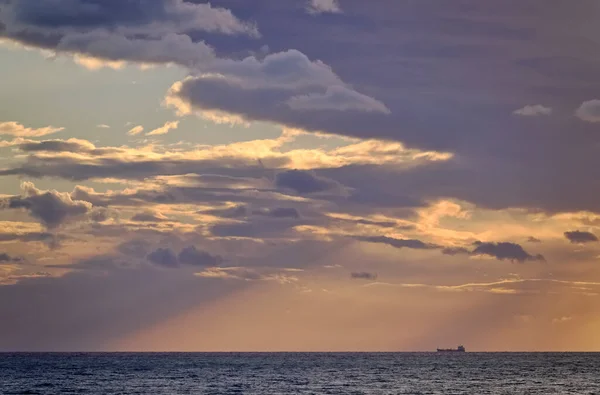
[1,353,599,394]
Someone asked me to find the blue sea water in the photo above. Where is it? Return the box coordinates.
[1,353,599,394]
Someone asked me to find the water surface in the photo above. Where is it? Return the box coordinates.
[1,352,598,394]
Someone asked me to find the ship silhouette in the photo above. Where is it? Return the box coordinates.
[436,345,466,352]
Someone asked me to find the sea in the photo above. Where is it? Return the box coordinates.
[1,352,599,394]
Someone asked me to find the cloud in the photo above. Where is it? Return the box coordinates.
[0,253,21,263]
[287,86,390,114]
[564,230,598,244]
[5,1,600,225]
[253,207,301,219]
[147,246,223,268]
[441,247,471,256]
[512,104,552,117]
[307,0,342,14]
[366,278,600,296]
[146,121,179,136]
[97,124,110,129]
[527,236,542,243]
[552,316,573,324]
[1,182,92,229]
[356,236,544,263]
[0,134,449,186]
[166,49,390,124]
[127,125,144,136]
[177,246,223,267]
[194,267,298,284]
[3,0,258,35]
[131,211,168,222]
[350,272,377,280]
[0,0,259,46]
[0,231,63,249]
[0,122,63,137]
[0,0,263,71]
[117,239,152,257]
[274,170,342,194]
[470,242,545,263]
[575,100,600,123]
[17,138,96,153]
[205,205,248,219]
[90,207,110,223]
[56,31,217,68]
[147,248,178,267]
[355,236,437,250]
[442,242,545,264]
[210,218,303,239]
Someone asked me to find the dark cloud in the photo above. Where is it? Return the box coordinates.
[177,246,223,267]
[321,159,600,213]
[117,239,152,257]
[16,139,124,157]
[471,242,545,263]
[90,207,110,223]
[5,0,256,34]
[527,236,542,243]
[350,271,377,280]
[0,253,21,263]
[147,248,178,267]
[204,205,248,218]
[5,1,600,218]
[275,170,342,195]
[131,211,168,222]
[441,247,471,256]
[1,182,92,229]
[185,1,600,216]
[146,246,223,268]
[564,231,598,244]
[443,242,545,263]
[168,59,390,134]
[355,236,437,250]
[357,236,544,263]
[0,0,258,67]
[0,232,64,249]
[18,140,92,153]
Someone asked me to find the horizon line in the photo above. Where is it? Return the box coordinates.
[2,350,600,354]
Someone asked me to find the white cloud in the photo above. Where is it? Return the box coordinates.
[146,121,180,136]
[127,126,145,136]
[576,100,600,123]
[307,0,342,14]
[513,104,552,117]
[552,316,573,324]
[0,122,64,137]
[97,124,111,129]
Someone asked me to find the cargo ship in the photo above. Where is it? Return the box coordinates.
[436,345,466,352]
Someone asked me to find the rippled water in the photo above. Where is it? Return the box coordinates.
[1,353,599,394]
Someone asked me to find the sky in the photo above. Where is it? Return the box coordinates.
[1,0,600,352]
